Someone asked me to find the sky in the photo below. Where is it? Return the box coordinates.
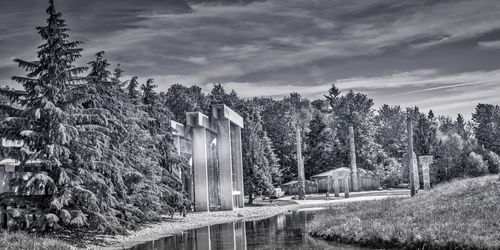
[1,0,500,118]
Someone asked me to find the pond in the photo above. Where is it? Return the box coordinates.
[128,208,371,250]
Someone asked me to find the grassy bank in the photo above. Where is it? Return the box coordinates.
[308,174,500,249]
[0,232,73,250]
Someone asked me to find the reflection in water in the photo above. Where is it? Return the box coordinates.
[129,210,370,250]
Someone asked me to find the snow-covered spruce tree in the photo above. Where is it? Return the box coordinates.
[0,0,89,231]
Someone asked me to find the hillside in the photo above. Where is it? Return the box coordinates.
[308,175,500,249]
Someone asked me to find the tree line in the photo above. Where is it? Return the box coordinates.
[1,0,499,234]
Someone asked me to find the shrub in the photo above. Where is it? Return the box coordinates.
[464,152,488,177]
[485,151,500,174]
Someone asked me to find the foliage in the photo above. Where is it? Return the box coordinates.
[374,105,407,159]
[0,1,188,233]
[241,105,276,204]
[259,97,298,182]
[304,110,340,179]
[375,157,404,188]
[464,152,488,177]
[472,103,500,155]
[412,109,438,156]
[485,151,500,174]
[164,84,209,123]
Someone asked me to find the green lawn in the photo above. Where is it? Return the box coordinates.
[308,174,500,249]
[0,232,73,250]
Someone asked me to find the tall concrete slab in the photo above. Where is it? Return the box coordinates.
[192,126,209,212]
[233,126,244,208]
[217,117,234,211]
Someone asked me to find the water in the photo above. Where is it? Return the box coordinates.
[128,208,370,250]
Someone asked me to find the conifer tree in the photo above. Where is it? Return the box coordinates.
[0,0,89,231]
[164,84,209,123]
[241,105,275,204]
[304,111,339,178]
[127,76,140,100]
[0,1,188,232]
[325,84,380,171]
[141,79,157,105]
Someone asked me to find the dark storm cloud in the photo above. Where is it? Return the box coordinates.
[1,0,500,117]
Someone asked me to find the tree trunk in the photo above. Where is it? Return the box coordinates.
[248,193,254,205]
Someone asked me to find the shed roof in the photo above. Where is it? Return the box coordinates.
[310,167,377,179]
[282,180,315,186]
[310,167,351,179]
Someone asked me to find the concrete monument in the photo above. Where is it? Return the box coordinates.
[171,104,244,212]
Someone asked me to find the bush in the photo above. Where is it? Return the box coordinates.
[485,151,500,174]
[465,152,488,177]
[376,158,404,188]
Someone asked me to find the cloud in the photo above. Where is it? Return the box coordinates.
[214,68,500,118]
[186,56,209,65]
[478,40,500,49]
[2,0,500,117]
[81,0,500,86]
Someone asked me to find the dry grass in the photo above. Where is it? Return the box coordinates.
[0,232,74,250]
[308,174,500,249]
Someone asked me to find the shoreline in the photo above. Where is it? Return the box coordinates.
[91,190,409,249]
[96,204,301,249]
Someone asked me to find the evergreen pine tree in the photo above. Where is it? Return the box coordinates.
[241,105,275,204]
[127,76,140,100]
[304,111,339,178]
[141,79,157,105]
[0,0,89,231]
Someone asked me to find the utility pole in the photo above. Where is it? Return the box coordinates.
[296,126,306,200]
[407,110,416,197]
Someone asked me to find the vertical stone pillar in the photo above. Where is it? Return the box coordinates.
[233,126,244,208]
[419,155,433,191]
[407,113,417,197]
[413,152,419,191]
[192,126,209,212]
[348,126,359,192]
[296,127,305,200]
[217,118,234,211]
[333,178,340,197]
[212,104,245,210]
[344,177,350,198]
